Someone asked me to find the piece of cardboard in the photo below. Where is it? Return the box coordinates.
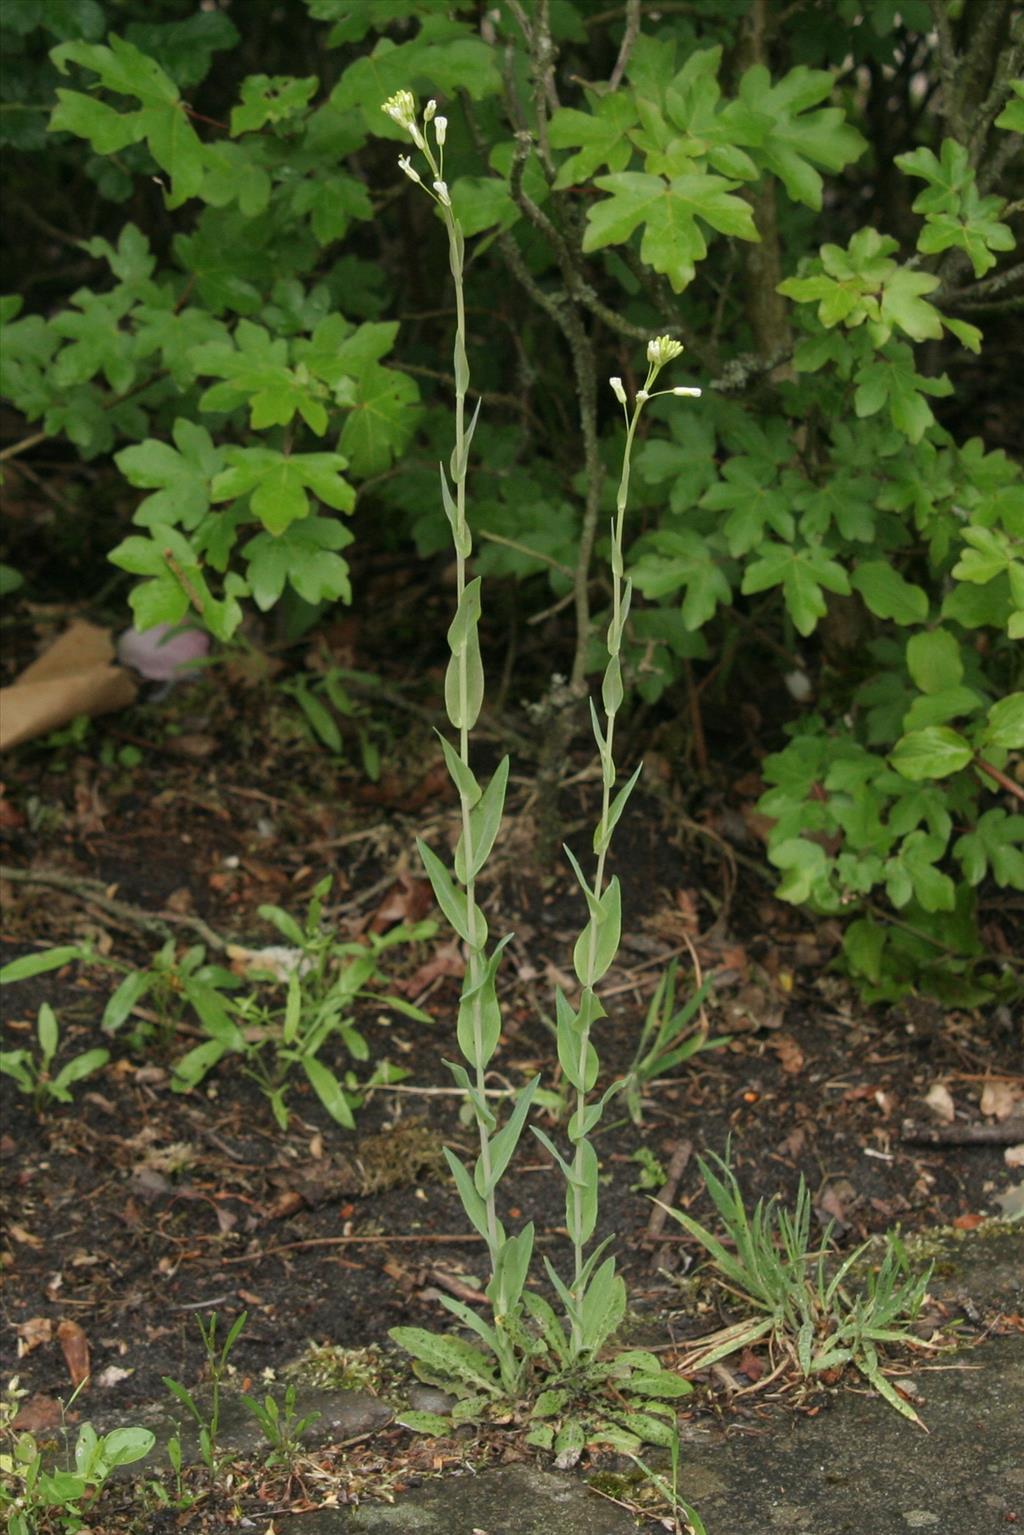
[0,620,138,751]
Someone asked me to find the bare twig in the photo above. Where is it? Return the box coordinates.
[901,1118,1024,1146]
[608,0,641,92]
[0,864,230,951]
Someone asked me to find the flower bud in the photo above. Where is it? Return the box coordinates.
[647,335,684,365]
[398,155,422,184]
[424,99,437,122]
[609,376,628,406]
[434,115,448,146]
[381,90,416,130]
[432,179,452,206]
[635,389,649,403]
[671,386,702,397]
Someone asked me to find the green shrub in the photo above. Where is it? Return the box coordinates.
[1,0,1021,1000]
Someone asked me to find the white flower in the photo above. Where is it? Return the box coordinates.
[635,388,649,403]
[432,179,452,206]
[647,335,684,365]
[424,99,437,122]
[434,115,448,147]
[671,386,702,397]
[381,90,416,130]
[609,376,628,406]
[398,155,422,184]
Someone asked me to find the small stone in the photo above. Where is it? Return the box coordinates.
[407,1385,456,1415]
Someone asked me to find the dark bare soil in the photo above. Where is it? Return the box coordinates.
[1,605,1022,1529]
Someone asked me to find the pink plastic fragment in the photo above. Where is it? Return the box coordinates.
[116,623,210,682]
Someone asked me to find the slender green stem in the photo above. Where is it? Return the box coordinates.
[568,357,665,1341]
[444,206,501,1262]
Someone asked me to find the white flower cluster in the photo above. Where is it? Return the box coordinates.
[382,92,451,208]
[608,336,701,411]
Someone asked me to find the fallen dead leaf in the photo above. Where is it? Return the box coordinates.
[9,1225,43,1249]
[95,1364,133,1388]
[1005,1144,1024,1168]
[769,1033,805,1075]
[952,1213,985,1230]
[924,1082,956,1124]
[16,1317,52,1357]
[737,1347,764,1382]
[57,1319,90,1388]
[981,1081,1020,1121]
[11,1394,62,1433]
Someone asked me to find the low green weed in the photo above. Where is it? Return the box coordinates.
[171,876,433,1128]
[101,937,242,1052]
[622,964,729,1126]
[0,1401,154,1535]
[0,1001,109,1113]
[657,1152,934,1423]
[280,664,385,779]
[162,1310,246,1480]
[241,1384,321,1466]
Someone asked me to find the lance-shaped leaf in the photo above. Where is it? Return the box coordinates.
[445,577,484,731]
[457,935,510,1071]
[444,1148,497,1244]
[573,876,622,986]
[417,837,473,945]
[487,1221,536,1318]
[445,1057,496,1134]
[594,762,643,855]
[579,1256,626,1354]
[567,1137,600,1247]
[567,1078,624,1142]
[479,1074,540,1199]
[439,464,471,558]
[450,395,482,483]
[455,756,509,882]
[602,654,624,717]
[557,1006,599,1094]
[562,845,602,920]
[437,731,481,809]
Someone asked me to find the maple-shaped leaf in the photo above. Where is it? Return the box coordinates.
[700,459,795,556]
[994,80,1024,133]
[583,170,758,291]
[549,93,638,188]
[339,363,421,477]
[629,528,733,630]
[894,138,973,215]
[243,516,354,610]
[915,186,1014,278]
[853,342,952,443]
[724,64,867,210]
[51,34,207,207]
[741,540,851,636]
[116,418,223,530]
[211,448,354,535]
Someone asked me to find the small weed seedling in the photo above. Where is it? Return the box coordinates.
[170,876,434,1127]
[622,963,729,1126]
[162,1310,247,1479]
[241,1384,321,1466]
[0,1377,154,1535]
[0,1001,109,1114]
[101,937,243,1053]
[657,1152,934,1423]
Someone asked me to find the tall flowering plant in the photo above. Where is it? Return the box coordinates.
[379,94,702,1446]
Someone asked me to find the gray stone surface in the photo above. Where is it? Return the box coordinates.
[283,1461,641,1533]
[675,1331,1023,1535]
